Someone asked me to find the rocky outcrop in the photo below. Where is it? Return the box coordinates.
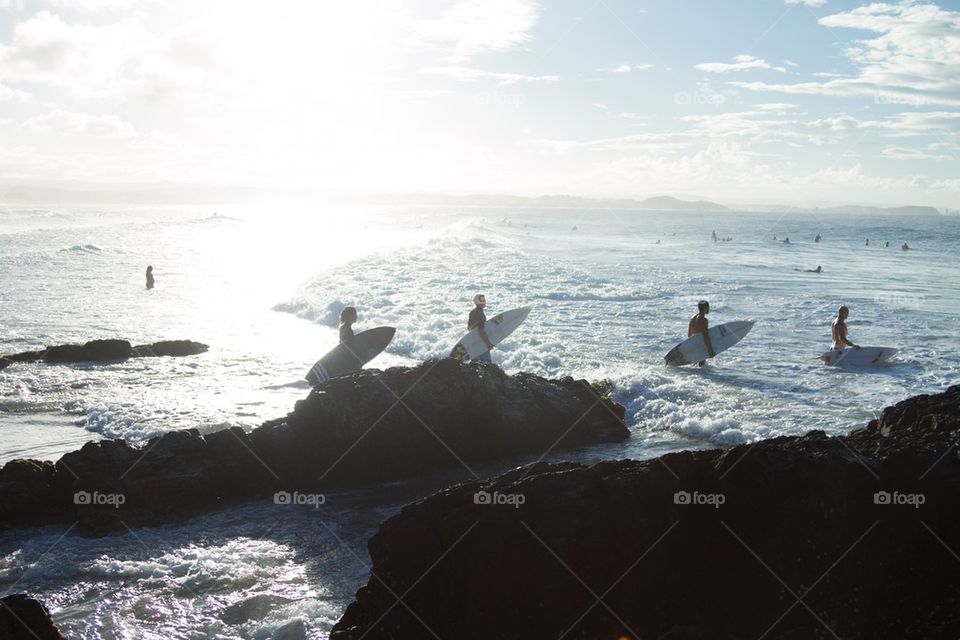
[0,594,68,640]
[0,339,208,366]
[331,385,960,640]
[0,359,627,534]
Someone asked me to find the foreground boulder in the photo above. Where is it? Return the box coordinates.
[0,359,626,534]
[1,339,208,365]
[0,594,67,640]
[332,385,960,640]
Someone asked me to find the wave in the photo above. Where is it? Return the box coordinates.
[58,244,104,254]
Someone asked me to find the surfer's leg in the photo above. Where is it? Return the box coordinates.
[475,351,492,362]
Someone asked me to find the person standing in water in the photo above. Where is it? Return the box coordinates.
[469,294,495,362]
[831,306,860,351]
[145,265,154,289]
[688,300,716,367]
[339,306,361,366]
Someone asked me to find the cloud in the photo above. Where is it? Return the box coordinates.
[785,0,826,6]
[0,0,25,9]
[880,146,952,161]
[0,82,31,102]
[26,108,135,137]
[696,54,784,73]
[731,2,960,106]
[420,65,558,84]
[411,0,539,62]
[612,63,631,73]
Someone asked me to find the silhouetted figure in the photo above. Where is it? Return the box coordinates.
[469,294,495,362]
[866,239,870,246]
[145,265,154,290]
[885,241,890,247]
[815,233,821,243]
[783,237,791,244]
[902,242,911,251]
[339,306,361,366]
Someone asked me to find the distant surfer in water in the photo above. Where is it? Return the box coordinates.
[469,294,495,362]
[339,306,361,365]
[145,265,154,290]
[688,300,716,367]
[831,306,860,351]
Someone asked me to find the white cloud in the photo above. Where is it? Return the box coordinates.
[786,0,826,7]
[696,54,784,73]
[420,65,558,84]
[732,2,960,106]
[411,0,539,62]
[0,0,25,9]
[0,82,31,102]
[26,109,135,137]
[880,146,952,161]
[613,64,631,73]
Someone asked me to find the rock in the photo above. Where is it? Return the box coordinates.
[0,360,627,533]
[331,385,960,640]
[43,339,131,363]
[0,339,207,367]
[130,340,209,358]
[0,594,68,640]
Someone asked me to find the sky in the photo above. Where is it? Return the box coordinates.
[0,0,958,207]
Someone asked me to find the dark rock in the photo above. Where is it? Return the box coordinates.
[0,360,626,534]
[43,339,131,363]
[331,385,960,640]
[0,339,207,367]
[130,340,209,358]
[0,594,67,640]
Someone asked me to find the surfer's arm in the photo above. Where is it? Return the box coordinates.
[478,326,494,350]
[701,319,716,357]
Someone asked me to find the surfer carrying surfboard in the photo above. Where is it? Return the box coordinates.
[468,294,496,362]
[339,306,362,366]
[831,306,860,351]
[688,300,716,367]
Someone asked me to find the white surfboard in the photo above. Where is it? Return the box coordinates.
[450,307,531,362]
[820,347,898,367]
[665,320,755,366]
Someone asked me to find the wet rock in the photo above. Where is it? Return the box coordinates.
[0,594,68,640]
[331,385,960,640]
[0,360,627,533]
[1,339,208,366]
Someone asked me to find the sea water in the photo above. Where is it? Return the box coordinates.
[1,204,958,637]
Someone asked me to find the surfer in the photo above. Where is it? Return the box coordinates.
[339,306,361,365]
[815,233,821,243]
[469,294,495,362]
[688,300,716,367]
[145,265,154,290]
[795,266,823,273]
[831,306,860,351]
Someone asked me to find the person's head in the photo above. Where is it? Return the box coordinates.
[816,265,822,272]
[474,293,486,308]
[838,305,849,319]
[146,265,153,273]
[698,300,709,314]
[340,306,357,325]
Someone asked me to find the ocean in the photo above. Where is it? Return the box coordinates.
[1,204,958,637]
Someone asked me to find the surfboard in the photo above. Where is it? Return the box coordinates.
[449,307,531,362]
[819,347,898,367]
[305,326,396,385]
[665,320,755,366]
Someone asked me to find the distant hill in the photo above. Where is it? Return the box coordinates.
[818,205,941,216]
[394,193,729,211]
